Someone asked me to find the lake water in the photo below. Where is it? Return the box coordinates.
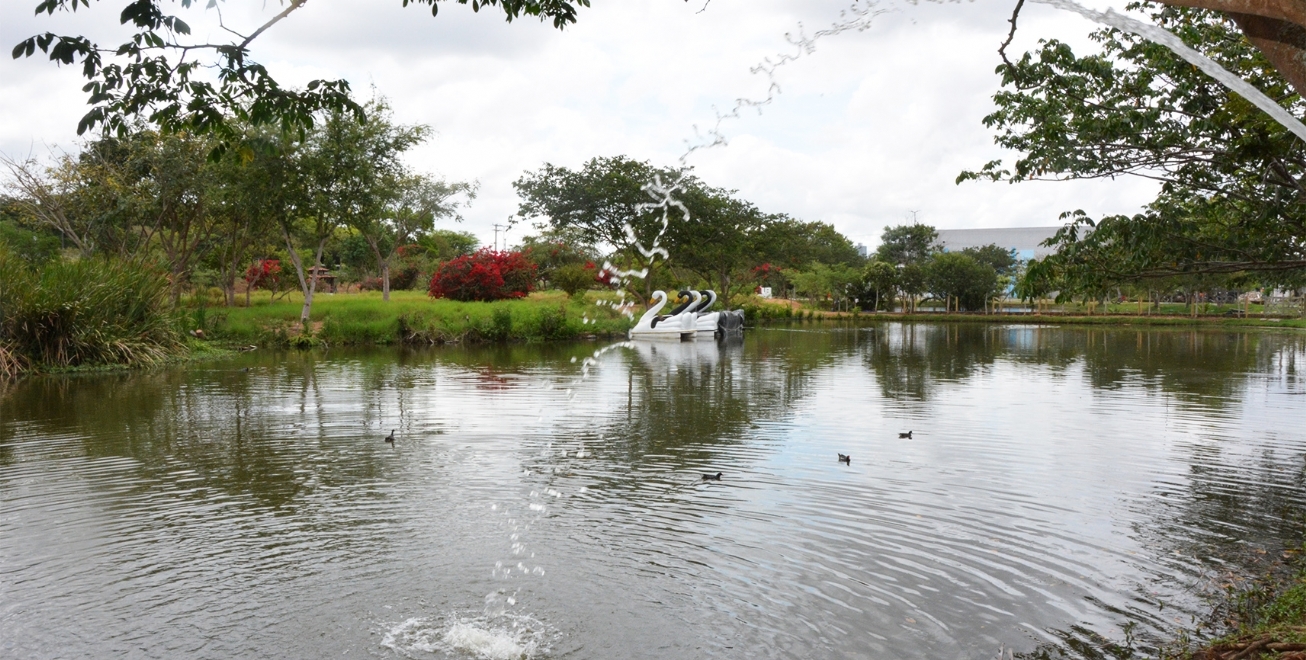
[3,324,1306,659]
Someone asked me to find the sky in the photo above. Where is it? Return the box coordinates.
[0,0,1161,250]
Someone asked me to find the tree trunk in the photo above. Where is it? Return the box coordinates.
[366,237,391,302]
[1156,1,1306,98]
[282,228,326,329]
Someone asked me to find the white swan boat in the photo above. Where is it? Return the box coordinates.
[630,290,745,340]
[630,290,699,340]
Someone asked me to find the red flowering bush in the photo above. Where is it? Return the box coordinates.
[244,259,283,291]
[751,262,786,291]
[429,249,537,301]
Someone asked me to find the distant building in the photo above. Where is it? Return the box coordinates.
[855,243,868,258]
[935,227,1061,261]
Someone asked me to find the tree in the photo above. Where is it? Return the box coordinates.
[368,174,475,300]
[208,134,284,306]
[926,253,999,312]
[0,197,61,268]
[875,223,938,266]
[12,0,590,144]
[419,229,480,262]
[552,262,599,297]
[663,185,772,303]
[518,227,596,287]
[514,156,685,301]
[515,155,675,248]
[306,100,433,301]
[966,4,1306,285]
[899,262,928,313]
[120,129,221,303]
[754,218,864,271]
[1155,1,1306,98]
[998,0,1306,113]
[791,262,861,311]
[860,260,899,311]
[2,148,130,259]
[6,130,222,303]
[1014,258,1057,314]
[960,244,1017,276]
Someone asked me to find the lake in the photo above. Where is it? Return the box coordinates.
[3,324,1305,659]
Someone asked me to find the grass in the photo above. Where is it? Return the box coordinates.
[735,297,1306,330]
[195,289,635,347]
[1,249,186,374]
[1174,548,1306,659]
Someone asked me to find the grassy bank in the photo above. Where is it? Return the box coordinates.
[1,251,188,376]
[738,299,1306,330]
[1180,548,1306,660]
[195,290,634,347]
[874,312,1306,330]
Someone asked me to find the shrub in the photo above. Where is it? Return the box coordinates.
[477,307,513,342]
[429,249,537,302]
[390,265,421,291]
[534,305,571,340]
[553,262,598,297]
[244,259,284,292]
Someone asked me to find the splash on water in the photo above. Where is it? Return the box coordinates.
[380,611,556,660]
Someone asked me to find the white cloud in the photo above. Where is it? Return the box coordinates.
[0,0,1160,250]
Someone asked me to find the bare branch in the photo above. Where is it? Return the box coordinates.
[999,0,1027,76]
[239,0,308,51]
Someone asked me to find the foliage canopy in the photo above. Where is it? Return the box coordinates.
[13,0,591,144]
[964,3,1306,290]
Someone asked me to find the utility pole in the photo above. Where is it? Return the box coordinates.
[493,224,504,251]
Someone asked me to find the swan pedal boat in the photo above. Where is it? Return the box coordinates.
[630,290,744,340]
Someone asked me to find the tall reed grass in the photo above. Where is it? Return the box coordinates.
[0,247,184,372]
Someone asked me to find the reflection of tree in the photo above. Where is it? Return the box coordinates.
[0,353,394,509]
[862,324,1303,408]
[1016,444,1306,660]
[862,324,1002,401]
[522,331,861,493]
[1011,335,1306,660]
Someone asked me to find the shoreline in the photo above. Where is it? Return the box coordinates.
[6,296,1304,378]
[748,310,1306,331]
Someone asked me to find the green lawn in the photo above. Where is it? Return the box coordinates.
[191,289,635,346]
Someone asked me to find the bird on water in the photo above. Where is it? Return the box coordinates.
[385,430,396,444]
[898,431,913,439]
[702,472,723,481]
[838,453,851,464]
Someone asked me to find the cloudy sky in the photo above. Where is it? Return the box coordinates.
[1,0,1158,250]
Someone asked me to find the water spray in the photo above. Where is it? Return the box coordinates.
[598,0,890,314]
[1032,0,1306,142]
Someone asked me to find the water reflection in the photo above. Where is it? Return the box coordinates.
[1,325,1305,659]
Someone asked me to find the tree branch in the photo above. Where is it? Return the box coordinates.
[239,0,308,51]
[999,0,1027,76]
